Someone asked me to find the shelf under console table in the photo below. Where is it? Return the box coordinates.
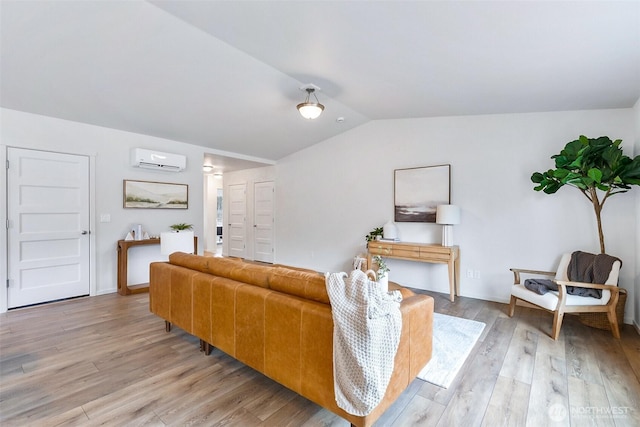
[367,241,460,302]
[117,237,197,296]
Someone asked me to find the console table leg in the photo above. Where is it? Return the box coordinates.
[165,321,172,332]
[448,259,455,302]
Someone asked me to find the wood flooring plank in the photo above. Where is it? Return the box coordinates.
[390,393,445,427]
[590,328,640,427]
[563,318,605,385]
[435,317,517,427]
[471,301,505,343]
[374,378,423,426]
[567,376,615,427]
[619,324,640,384]
[260,393,324,427]
[481,375,529,427]
[1,291,638,426]
[242,374,299,421]
[526,352,570,426]
[499,322,538,385]
[31,406,90,427]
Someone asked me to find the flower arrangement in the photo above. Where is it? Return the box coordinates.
[372,255,390,280]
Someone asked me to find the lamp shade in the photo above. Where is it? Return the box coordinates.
[436,205,461,225]
[160,231,194,255]
[297,87,324,119]
[297,103,324,119]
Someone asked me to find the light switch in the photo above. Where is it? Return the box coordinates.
[100,214,111,223]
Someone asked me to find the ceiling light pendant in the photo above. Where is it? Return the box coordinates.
[297,87,324,119]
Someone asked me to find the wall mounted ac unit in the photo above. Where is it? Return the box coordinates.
[130,148,186,172]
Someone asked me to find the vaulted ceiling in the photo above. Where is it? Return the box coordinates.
[2,1,639,163]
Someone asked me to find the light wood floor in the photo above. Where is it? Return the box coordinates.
[1,290,639,426]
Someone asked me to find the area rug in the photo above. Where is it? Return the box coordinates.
[417,313,485,388]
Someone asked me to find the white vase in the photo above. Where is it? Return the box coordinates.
[378,275,389,293]
[365,270,389,293]
[383,220,398,240]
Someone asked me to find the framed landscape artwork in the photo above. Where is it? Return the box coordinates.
[123,180,188,209]
[394,164,451,222]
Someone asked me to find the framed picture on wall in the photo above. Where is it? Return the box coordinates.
[394,164,451,222]
[123,180,188,209]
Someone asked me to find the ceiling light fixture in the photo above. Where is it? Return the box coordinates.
[202,165,213,172]
[297,85,324,119]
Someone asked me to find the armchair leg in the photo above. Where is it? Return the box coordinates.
[607,307,621,339]
[551,310,564,340]
[508,295,517,317]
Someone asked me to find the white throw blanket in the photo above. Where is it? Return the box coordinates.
[325,270,402,416]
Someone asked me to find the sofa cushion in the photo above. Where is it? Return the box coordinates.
[169,253,242,277]
[269,267,329,305]
[228,263,270,288]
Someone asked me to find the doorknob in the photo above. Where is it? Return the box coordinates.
[81,230,89,235]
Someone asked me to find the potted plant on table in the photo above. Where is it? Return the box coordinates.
[369,255,390,292]
[365,227,384,243]
[161,223,195,255]
[170,223,193,232]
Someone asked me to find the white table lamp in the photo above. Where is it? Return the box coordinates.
[160,231,195,255]
[436,205,460,247]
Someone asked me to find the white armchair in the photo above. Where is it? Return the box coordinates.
[508,253,622,340]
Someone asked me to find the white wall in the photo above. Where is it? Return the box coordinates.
[274,108,638,323]
[0,108,210,307]
[634,98,640,330]
[2,107,637,326]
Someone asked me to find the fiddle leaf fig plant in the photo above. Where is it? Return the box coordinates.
[531,135,640,254]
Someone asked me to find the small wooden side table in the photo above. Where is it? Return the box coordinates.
[117,237,197,296]
[367,241,460,302]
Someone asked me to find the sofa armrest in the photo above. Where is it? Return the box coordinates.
[360,292,433,427]
[400,294,434,377]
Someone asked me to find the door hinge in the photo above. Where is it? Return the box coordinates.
[6,279,9,289]
[6,219,10,230]
[6,160,9,170]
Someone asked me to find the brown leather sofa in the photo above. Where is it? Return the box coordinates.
[149,253,433,427]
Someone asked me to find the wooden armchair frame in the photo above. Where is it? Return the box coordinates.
[509,268,621,340]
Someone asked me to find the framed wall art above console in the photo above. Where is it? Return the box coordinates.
[394,164,450,222]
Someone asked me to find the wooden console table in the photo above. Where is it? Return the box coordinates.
[117,237,197,296]
[367,241,460,302]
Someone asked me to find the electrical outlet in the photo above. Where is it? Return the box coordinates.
[474,270,481,279]
[466,269,474,279]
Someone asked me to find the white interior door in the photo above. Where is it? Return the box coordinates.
[227,183,246,259]
[7,148,90,308]
[253,181,274,263]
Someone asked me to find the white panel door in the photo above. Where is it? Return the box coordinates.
[227,183,246,259]
[7,148,90,308]
[253,181,274,263]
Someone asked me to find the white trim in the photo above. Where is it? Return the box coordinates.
[89,154,97,297]
[0,145,8,313]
